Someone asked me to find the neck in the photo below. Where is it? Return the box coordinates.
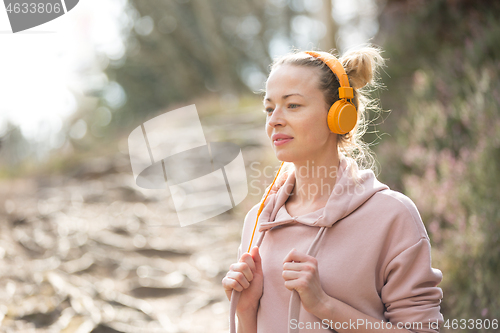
[290,153,341,206]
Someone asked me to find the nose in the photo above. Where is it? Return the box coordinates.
[267,106,286,128]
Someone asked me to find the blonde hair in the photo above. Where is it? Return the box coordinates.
[263,45,386,177]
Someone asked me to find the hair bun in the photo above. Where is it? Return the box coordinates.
[340,46,385,89]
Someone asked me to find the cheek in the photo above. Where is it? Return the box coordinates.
[301,112,330,139]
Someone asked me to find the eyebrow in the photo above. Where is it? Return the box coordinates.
[264,93,304,103]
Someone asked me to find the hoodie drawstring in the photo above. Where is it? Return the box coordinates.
[229,162,285,333]
[288,226,327,333]
[229,230,268,333]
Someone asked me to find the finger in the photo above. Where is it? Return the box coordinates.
[283,248,311,263]
[250,246,262,268]
[223,271,250,290]
[239,252,256,271]
[240,252,256,270]
[250,246,262,273]
[283,261,303,271]
[282,269,301,281]
[230,261,253,282]
[284,279,301,291]
[222,276,244,292]
[228,270,251,289]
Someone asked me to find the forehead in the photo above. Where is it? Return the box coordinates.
[264,64,321,100]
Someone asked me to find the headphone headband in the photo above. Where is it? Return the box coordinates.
[304,51,353,99]
[304,50,357,134]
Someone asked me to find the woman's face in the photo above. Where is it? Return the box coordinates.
[264,64,337,164]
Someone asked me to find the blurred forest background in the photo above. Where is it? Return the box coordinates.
[1,0,499,332]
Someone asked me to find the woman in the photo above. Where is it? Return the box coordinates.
[222,46,444,333]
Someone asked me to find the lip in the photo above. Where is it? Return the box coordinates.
[272,133,294,146]
[274,138,292,146]
[272,133,293,141]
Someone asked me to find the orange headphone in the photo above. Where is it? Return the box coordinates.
[305,51,357,135]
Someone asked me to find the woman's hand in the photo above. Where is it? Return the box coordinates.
[282,248,329,314]
[222,246,264,314]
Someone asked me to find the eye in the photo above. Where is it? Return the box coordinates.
[264,107,274,114]
[288,103,300,109]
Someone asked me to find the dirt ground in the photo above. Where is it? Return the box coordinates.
[0,110,271,333]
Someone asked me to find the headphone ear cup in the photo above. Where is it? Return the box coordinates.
[327,100,357,135]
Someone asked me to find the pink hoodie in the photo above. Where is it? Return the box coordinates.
[235,157,444,333]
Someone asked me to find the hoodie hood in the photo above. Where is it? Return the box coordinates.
[258,157,389,232]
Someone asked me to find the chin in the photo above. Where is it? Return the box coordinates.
[274,151,296,163]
